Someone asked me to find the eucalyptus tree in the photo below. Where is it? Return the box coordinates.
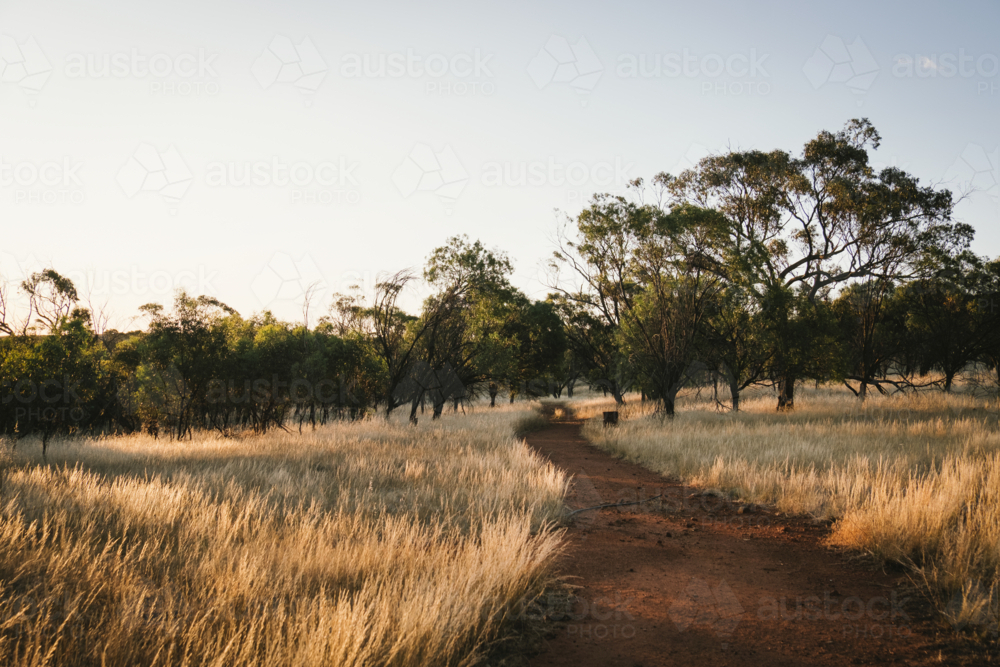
[551,187,727,415]
[700,283,773,411]
[367,269,425,417]
[669,119,965,408]
[549,294,626,402]
[899,253,1000,392]
[832,280,904,399]
[417,235,525,417]
[617,203,727,416]
[548,193,646,404]
[135,292,236,438]
[18,269,79,334]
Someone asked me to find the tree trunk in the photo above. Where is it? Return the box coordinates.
[612,387,626,406]
[777,375,795,410]
[729,379,740,412]
[659,393,676,418]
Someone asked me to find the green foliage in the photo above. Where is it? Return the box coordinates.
[0,118,992,441]
[897,254,1000,391]
[0,307,115,456]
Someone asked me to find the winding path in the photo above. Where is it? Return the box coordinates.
[524,411,975,666]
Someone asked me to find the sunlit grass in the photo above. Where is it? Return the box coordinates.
[574,384,1000,634]
[0,403,568,667]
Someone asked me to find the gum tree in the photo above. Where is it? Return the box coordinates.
[670,119,965,408]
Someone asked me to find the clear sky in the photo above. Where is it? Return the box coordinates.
[2,0,998,327]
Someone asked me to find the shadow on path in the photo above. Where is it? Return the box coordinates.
[525,404,970,666]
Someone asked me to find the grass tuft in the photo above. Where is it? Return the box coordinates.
[0,402,567,667]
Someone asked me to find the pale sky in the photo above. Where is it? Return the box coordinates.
[2,0,998,327]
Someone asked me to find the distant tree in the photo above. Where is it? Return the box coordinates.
[548,194,645,405]
[135,292,235,438]
[365,270,426,418]
[617,203,726,416]
[551,187,728,415]
[0,306,109,459]
[417,235,524,417]
[550,293,630,404]
[20,269,80,333]
[899,253,1000,392]
[700,284,773,411]
[502,298,567,401]
[833,279,909,399]
[670,119,966,408]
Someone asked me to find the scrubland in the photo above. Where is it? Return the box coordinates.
[576,385,1000,633]
[0,404,567,667]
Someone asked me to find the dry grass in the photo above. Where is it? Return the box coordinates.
[574,385,1000,634]
[0,403,568,667]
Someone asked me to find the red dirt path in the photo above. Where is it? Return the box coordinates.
[524,412,987,666]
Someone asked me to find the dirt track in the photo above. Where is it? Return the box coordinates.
[525,412,983,666]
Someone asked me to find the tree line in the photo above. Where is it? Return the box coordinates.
[2,119,998,454]
[0,237,569,456]
[549,118,996,414]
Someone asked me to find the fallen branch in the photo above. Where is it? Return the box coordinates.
[566,493,665,517]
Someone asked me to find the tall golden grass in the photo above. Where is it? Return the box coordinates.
[576,385,1000,633]
[0,404,568,667]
